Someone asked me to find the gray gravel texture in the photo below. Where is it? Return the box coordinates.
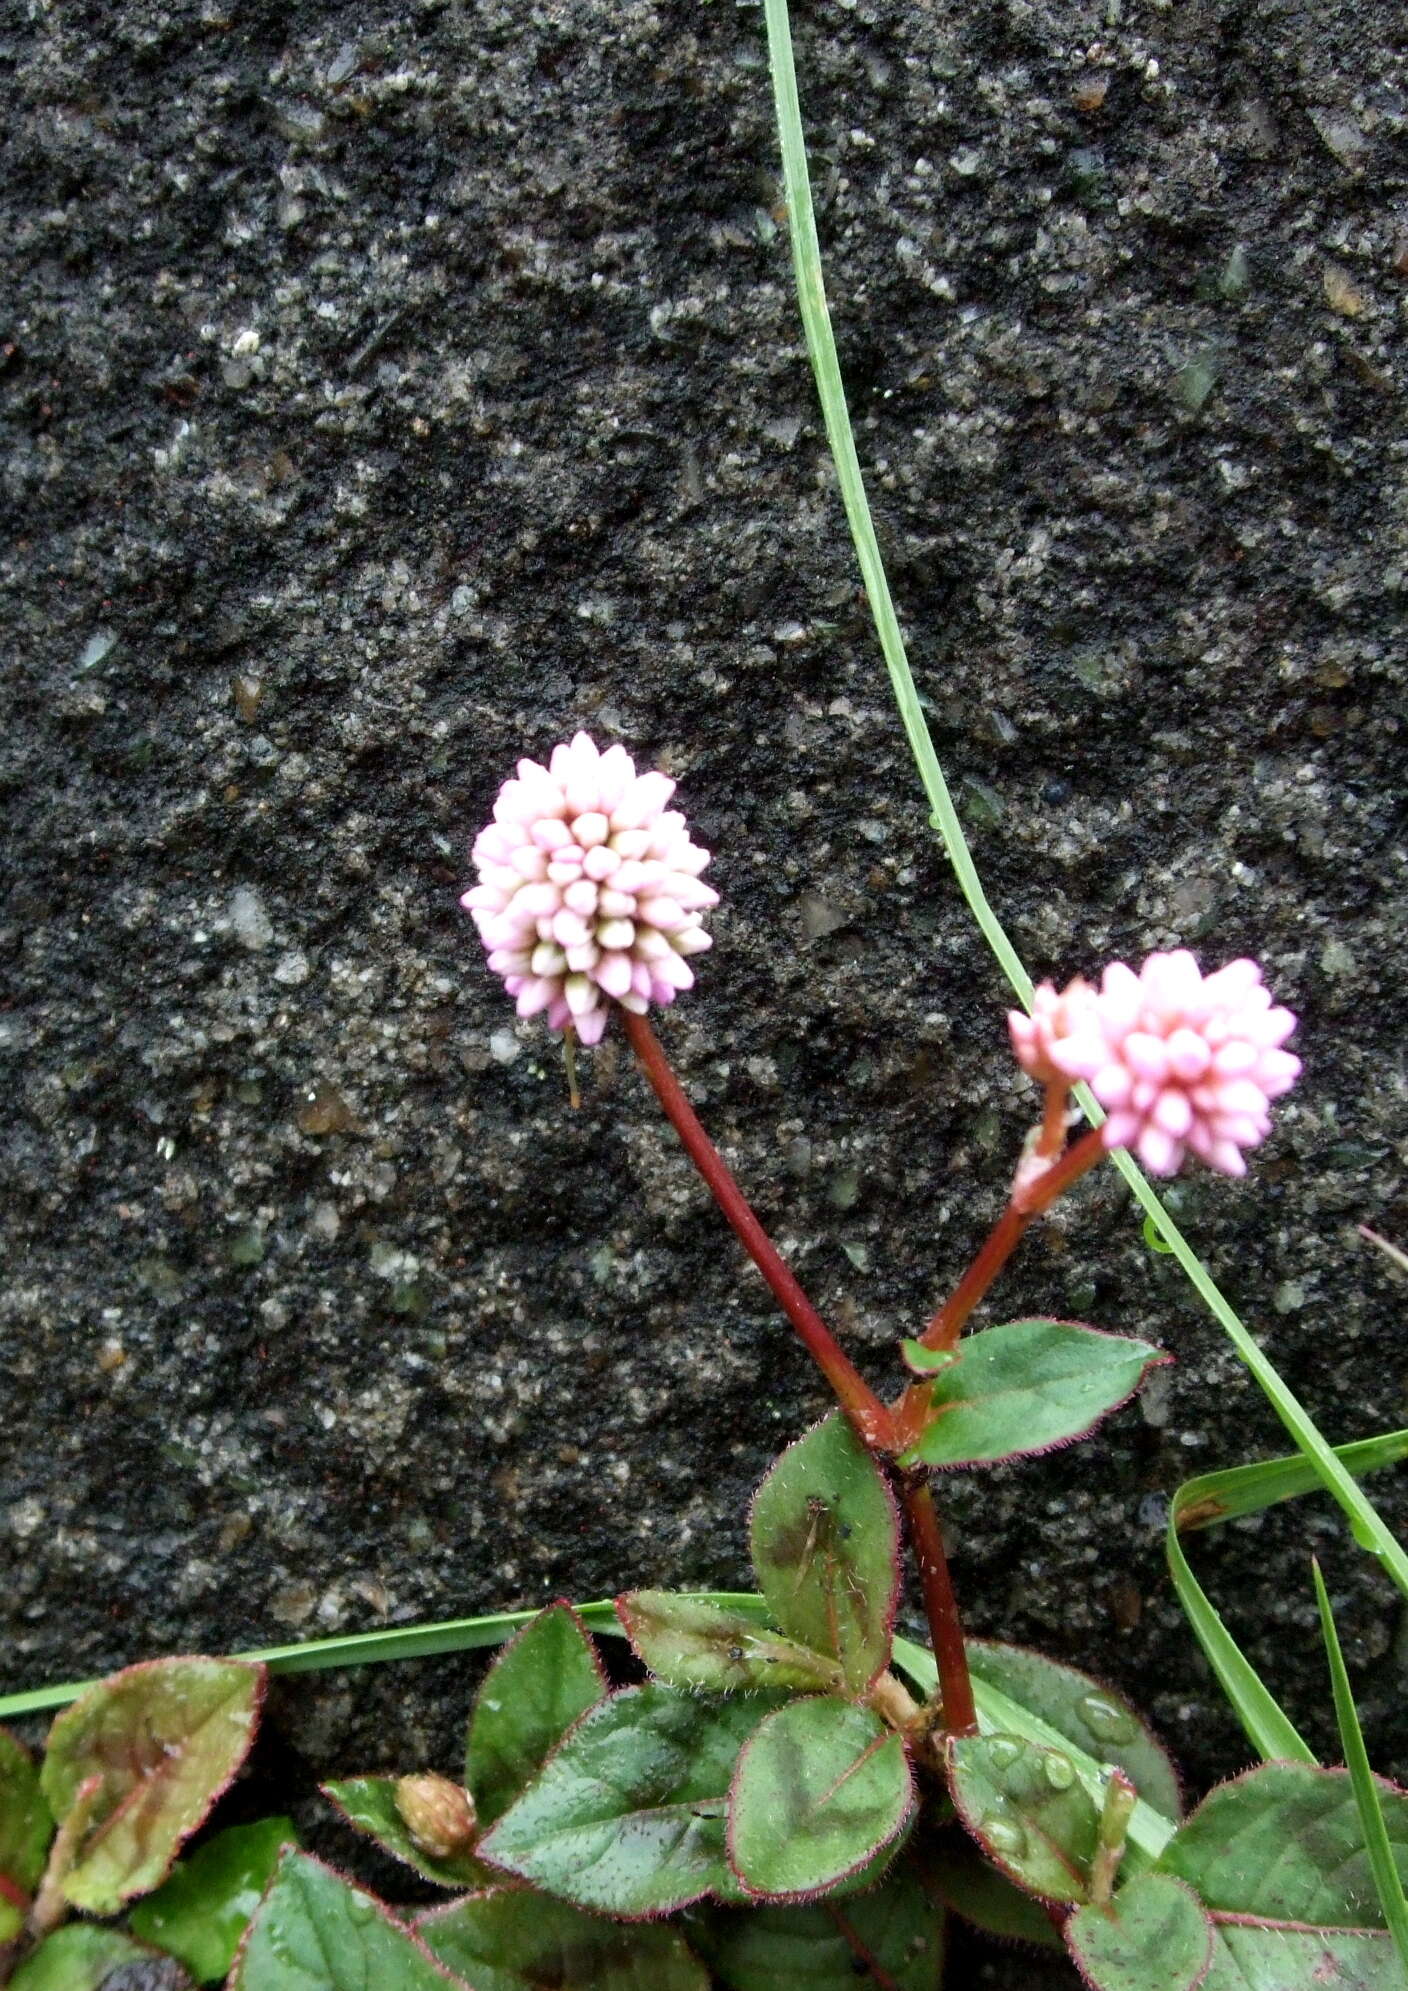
[3,0,1407,1975]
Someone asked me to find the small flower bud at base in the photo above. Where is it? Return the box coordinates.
[394,1773,478,1860]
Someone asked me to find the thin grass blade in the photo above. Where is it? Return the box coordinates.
[1168,1481,1314,1765]
[0,1594,776,1721]
[1360,1226,1408,1278]
[1164,1432,1408,1764]
[1312,1558,1408,1975]
[759,0,1408,1606]
[1176,1432,1408,1533]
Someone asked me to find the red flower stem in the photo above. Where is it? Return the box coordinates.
[902,1475,977,1736]
[1038,1079,1070,1157]
[621,1010,899,1452]
[915,1125,1108,1354]
[893,1126,1108,1450]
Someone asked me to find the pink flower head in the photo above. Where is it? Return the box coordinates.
[1009,950,1300,1177]
[461,733,716,1047]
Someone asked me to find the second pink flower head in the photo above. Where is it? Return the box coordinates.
[1009,950,1300,1177]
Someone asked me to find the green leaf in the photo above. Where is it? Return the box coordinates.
[966,1640,1182,1824]
[127,1816,293,1983]
[230,1847,469,1989]
[1065,1873,1212,1991]
[617,1591,842,1695]
[947,1732,1100,1904]
[892,1633,1176,1866]
[465,1602,605,1827]
[0,1728,52,1895]
[748,1412,900,1695]
[1168,1466,1315,1765]
[699,1857,945,1990]
[322,1777,493,1890]
[1157,1762,1408,1926]
[9,1925,168,1991]
[1204,1925,1399,1989]
[418,1888,710,1990]
[477,1683,781,1916]
[728,1696,913,1901]
[39,1657,264,1915]
[899,1321,1167,1470]
[0,1888,21,1946]
[922,1831,1064,1950]
[1313,1562,1408,1977]
[819,1864,946,1988]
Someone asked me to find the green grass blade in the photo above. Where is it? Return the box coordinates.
[1167,1486,1315,1766]
[0,1593,776,1721]
[1312,1559,1408,1973]
[760,0,1029,1009]
[1163,1431,1408,1766]
[760,0,1408,1605]
[1107,1151,1408,1597]
[1175,1431,1408,1534]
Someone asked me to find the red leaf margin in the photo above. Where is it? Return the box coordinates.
[223,1844,472,1989]
[46,1656,266,1909]
[746,1409,902,1698]
[899,1320,1171,1471]
[724,1701,916,1906]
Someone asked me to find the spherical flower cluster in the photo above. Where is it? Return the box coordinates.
[462,733,716,1046]
[1009,950,1300,1177]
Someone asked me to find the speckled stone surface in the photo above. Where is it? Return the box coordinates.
[3,0,1406,1974]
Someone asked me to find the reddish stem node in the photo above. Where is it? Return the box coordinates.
[621,1010,899,1452]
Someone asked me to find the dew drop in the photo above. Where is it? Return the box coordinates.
[986,1736,1023,1769]
[1043,1749,1076,1790]
[1077,1691,1137,1744]
[982,1814,1028,1858]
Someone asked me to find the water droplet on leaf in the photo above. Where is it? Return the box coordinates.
[1043,1750,1076,1790]
[986,1737,1023,1769]
[982,1814,1028,1857]
[1077,1692,1136,1744]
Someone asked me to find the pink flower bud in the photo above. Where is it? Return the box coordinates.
[463,734,715,1043]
